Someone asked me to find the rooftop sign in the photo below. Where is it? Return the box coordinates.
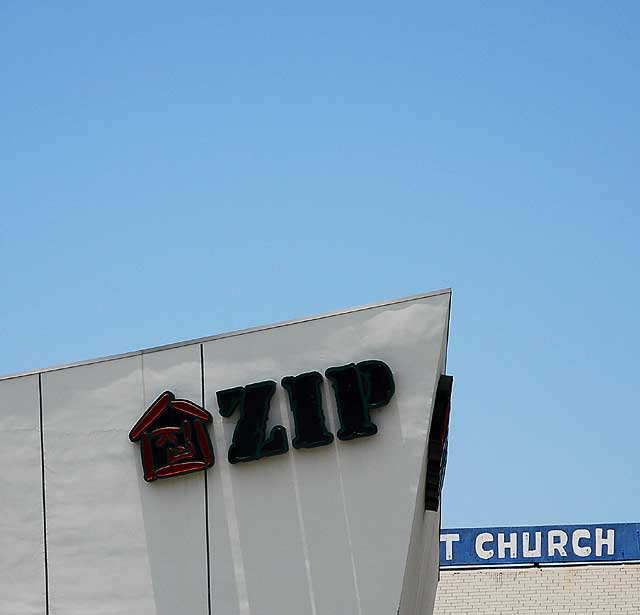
[440,523,640,567]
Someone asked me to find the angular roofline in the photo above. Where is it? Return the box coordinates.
[0,288,452,382]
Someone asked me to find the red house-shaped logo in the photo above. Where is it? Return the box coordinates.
[129,391,215,482]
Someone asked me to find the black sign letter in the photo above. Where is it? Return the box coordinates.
[325,360,395,441]
[425,374,453,512]
[217,381,289,464]
[281,371,334,449]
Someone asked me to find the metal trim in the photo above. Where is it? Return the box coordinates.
[0,288,452,381]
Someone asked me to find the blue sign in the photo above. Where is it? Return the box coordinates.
[440,523,640,567]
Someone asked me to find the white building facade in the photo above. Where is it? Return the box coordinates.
[0,290,452,615]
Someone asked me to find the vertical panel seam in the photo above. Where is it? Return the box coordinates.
[38,373,50,615]
[201,344,213,615]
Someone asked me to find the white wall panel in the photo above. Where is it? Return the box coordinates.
[400,313,450,615]
[0,374,45,615]
[139,345,209,615]
[42,349,211,615]
[203,292,450,615]
[204,337,350,615]
[42,357,156,615]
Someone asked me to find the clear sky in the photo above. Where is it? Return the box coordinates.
[1,2,638,528]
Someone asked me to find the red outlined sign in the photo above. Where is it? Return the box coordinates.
[129,391,215,482]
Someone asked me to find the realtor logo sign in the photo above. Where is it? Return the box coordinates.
[129,359,396,481]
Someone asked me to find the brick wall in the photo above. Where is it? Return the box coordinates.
[433,563,640,614]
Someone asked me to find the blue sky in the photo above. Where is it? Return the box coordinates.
[1,2,638,528]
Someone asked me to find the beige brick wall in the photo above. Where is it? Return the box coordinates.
[433,563,640,614]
